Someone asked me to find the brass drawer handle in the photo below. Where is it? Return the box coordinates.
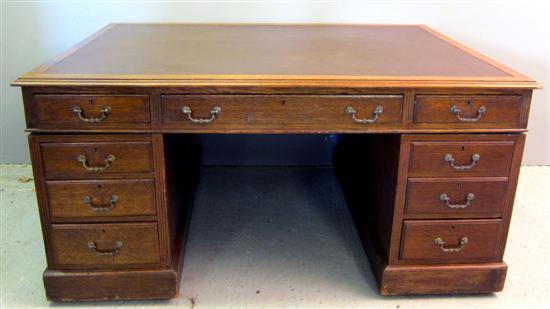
[72,105,112,123]
[87,240,123,257]
[181,106,222,124]
[77,154,115,172]
[434,237,468,253]
[82,195,119,212]
[444,153,480,170]
[345,106,383,123]
[450,105,486,122]
[439,193,475,209]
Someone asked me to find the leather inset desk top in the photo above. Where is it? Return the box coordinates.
[13,24,539,88]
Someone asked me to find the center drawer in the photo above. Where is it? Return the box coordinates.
[161,95,403,130]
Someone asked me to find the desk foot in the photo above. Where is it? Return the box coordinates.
[378,263,508,295]
[43,268,179,301]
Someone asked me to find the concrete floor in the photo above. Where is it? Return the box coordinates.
[0,164,548,308]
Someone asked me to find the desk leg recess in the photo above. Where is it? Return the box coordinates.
[334,133,524,295]
[29,132,523,299]
[29,134,199,301]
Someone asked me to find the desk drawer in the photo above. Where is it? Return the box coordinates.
[414,95,524,127]
[46,179,156,221]
[161,95,403,130]
[50,223,160,269]
[400,219,503,264]
[32,94,150,128]
[408,140,515,177]
[404,178,508,218]
[40,140,153,179]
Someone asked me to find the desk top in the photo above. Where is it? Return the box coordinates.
[13,24,538,88]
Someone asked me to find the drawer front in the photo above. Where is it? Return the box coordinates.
[50,223,160,269]
[40,141,153,179]
[285,95,403,125]
[408,141,515,177]
[414,95,523,127]
[400,219,503,263]
[405,179,508,218]
[162,95,403,130]
[46,179,156,221]
[32,94,150,127]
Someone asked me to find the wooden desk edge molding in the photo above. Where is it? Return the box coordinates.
[13,23,539,301]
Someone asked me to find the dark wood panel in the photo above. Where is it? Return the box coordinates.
[44,269,178,301]
[50,223,161,269]
[46,179,156,221]
[162,134,200,268]
[28,135,56,269]
[380,263,507,295]
[408,140,515,177]
[41,141,153,179]
[404,178,508,218]
[333,134,401,260]
[494,133,526,260]
[400,219,503,263]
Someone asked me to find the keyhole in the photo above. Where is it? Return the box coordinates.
[451,225,455,229]
[281,99,286,106]
[102,229,106,233]
[93,147,98,153]
[97,184,102,190]
[456,182,461,189]
[89,98,95,105]
[461,146,465,151]
[467,99,472,105]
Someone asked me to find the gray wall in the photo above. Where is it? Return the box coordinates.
[1,1,549,165]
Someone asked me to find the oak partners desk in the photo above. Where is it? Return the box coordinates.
[13,24,540,301]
